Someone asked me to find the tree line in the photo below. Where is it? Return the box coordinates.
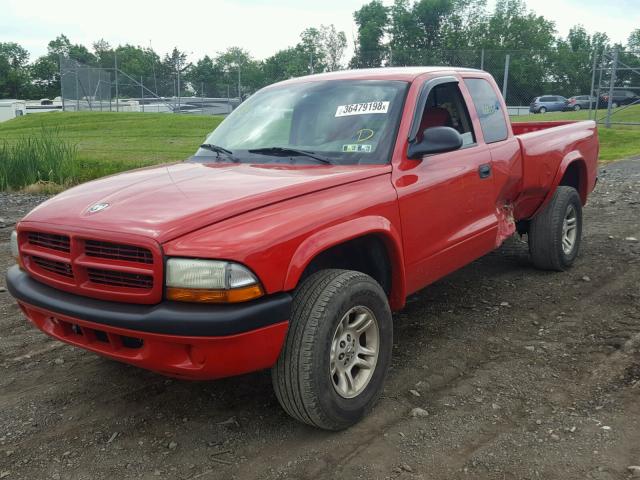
[1,0,639,103]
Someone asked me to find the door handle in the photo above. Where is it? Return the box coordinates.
[478,164,492,179]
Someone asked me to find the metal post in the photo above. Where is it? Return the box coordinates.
[502,54,510,102]
[177,67,181,113]
[594,49,606,121]
[141,76,144,113]
[605,49,618,128]
[59,55,66,112]
[75,66,80,111]
[237,65,241,102]
[310,50,314,74]
[114,52,119,112]
[588,49,598,120]
[480,48,485,71]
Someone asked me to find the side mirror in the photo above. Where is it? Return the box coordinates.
[407,126,463,159]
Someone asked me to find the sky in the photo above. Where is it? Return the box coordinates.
[0,0,638,64]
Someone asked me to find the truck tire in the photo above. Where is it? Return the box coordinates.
[528,186,582,271]
[272,269,393,430]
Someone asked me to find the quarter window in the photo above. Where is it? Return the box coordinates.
[464,78,508,144]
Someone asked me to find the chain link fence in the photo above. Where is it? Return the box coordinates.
[60,56,113,112]
[59,49,640,125]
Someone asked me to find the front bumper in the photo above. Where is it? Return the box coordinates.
[6,266,291,380]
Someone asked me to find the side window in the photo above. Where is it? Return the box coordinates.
[418,83,476,148]
[464,78,508,144]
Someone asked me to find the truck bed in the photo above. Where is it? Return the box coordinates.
[509,120,599,220]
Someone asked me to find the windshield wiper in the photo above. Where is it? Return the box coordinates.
[248,147,333,165]
[199,143,239,162]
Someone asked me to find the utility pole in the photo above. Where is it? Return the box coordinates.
[605,49,618,128]
[141,76,144,113]
[480,48,485,71]
[114,51,119,112]
[177,58,181,114]
[502,54,510,103]
[588,49,598,120]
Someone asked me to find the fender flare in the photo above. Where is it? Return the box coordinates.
[531,152,587,218]
[282,215,407,310]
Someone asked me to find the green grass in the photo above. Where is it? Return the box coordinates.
[0,127,78,191]
[513,104,640,163]
[0,112,223,187]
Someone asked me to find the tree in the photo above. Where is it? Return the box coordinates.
[29,55,59,99]
[0,42,30,98]
[185,55,224,97]
[263,46,312,84]
[319,25,347,71]
[299,27,327,73]
[628,29,640,51]
[550,25,610,97]
[351,1,389,68]
[214,47,262,98]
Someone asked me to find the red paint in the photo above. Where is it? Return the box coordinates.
[12,67,599,379]
[18,300,288,380]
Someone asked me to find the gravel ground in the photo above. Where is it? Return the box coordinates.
[0,159,639,480]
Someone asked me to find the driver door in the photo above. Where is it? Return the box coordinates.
[393,78,498,294]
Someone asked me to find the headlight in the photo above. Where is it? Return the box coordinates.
[165,258,264,303]
[10,230,19,260]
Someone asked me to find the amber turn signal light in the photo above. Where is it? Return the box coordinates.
[166,284,264,303]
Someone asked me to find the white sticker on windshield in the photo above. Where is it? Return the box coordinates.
[335,101,390,117]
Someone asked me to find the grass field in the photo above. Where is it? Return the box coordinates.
[0,112,223,186]
[0,107,638,191]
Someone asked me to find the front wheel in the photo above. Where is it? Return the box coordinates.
[272,269,393,430]
[528,186,583,271]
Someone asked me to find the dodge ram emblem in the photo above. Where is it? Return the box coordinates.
[87,202,110,213]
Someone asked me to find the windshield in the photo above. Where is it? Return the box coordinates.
[192,79,408,165]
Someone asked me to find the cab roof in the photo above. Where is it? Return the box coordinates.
[275,67,486,86]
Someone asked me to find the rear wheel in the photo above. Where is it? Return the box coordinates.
[612,101,619,108]
[528,186,582,271]
[272,269,393,430]
[539,107,547,114]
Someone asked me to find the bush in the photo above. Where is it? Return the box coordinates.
[0,127,78,191]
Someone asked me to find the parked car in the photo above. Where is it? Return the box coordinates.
[598,89,639,108]
[7,67,599,430]
[568,95,597,111]
[529,95,569,113]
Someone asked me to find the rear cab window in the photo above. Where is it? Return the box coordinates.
[463,78,509,144]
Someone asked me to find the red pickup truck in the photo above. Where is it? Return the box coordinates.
[7,67,598,430]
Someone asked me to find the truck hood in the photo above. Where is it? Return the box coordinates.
[23,162,391,243]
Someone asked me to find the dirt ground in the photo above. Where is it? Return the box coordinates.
[0,158,639,480]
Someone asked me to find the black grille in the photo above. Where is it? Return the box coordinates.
[87,268,153,289]
[84,240,153,264]
[32,256,73,278]
[28,232,70,253]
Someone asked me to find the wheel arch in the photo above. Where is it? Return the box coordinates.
[531,154,588,219]
[283,216,406,310]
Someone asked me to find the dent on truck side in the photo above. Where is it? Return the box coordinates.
[162,173,407,309]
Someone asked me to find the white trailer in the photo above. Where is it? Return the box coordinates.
[0,100,27,122]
